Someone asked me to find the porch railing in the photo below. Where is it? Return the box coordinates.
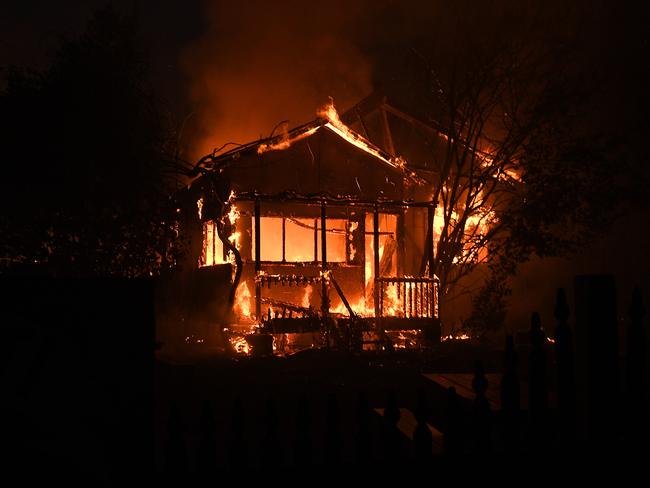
[376,277,439,319]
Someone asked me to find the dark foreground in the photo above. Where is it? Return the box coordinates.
[1,277,648,482]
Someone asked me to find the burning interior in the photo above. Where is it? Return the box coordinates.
[169,96,451,354]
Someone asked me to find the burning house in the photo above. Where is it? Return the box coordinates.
[168,95,447,354]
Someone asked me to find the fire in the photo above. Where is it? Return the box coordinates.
[348,221,358,261]
[257,98,422,183]
[197,197,204,220]
[441,333,470,341]
[257,126,319,154]
[234,281,252,320]
[199,199,242,267]
[390,329,421,349]
[330,295,371,317]
[433,200,494,265]
[317,99,420,180]
[229,335,250,354]
[301,285,312,308]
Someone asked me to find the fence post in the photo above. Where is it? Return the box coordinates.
[554,288,576,445]
[472,361,491,454]
[574,275,618,443]
[413,389,433,462]
[500,335,520,452]
[164,402,188,475]
[196,400,217,475]
[443,386,464,456]
[626,287,647,447]
[528,311,548,451]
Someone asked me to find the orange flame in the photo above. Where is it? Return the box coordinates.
[234,281,252,320]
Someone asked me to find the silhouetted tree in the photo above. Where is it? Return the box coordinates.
[0,5,185,276]
[403,5,625,333]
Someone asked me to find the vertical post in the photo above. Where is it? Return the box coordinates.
[254,198,261,321]
[373,207,381,331]
[574,275,618,442]
[380,100,396,155]
[320,201,329,318]
[313,218,318,263]
[212,221,216,265]
[425,282,430,318]
[396,209,405,277]
[282,217,286,263]
[427,204,435,279]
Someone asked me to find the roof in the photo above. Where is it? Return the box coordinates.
[188,101,426,185]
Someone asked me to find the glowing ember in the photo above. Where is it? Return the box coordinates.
[441,333,471,341]
[229,335,250,354]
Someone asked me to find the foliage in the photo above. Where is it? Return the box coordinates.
[0,6,184,276]
[409,3,629,333]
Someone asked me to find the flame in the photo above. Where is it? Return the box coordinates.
[317,99,416,178]
[257,99,422,182]
[197,197,204,220]
[389,329,421,349]
[330,295,371,317]
[234,281,252,320]
[301,285,313,308]
[441,333,470,341]
[229,335,250,354]
[257,126,319,154]
[348,221,358,261]
[434,200,494,265]
[199,201,242,267]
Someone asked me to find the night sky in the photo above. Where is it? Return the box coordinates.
[4,1,648,155]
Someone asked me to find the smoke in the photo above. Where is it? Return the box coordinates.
[181,0,377,160]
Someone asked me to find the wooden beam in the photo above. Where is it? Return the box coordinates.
[281,217,286,263]
[373,206,382,336]
[427,204,435,279]
[380,97,396,156]
[254,197,261,321]
[396,210,405,277]
[320,201,329,318]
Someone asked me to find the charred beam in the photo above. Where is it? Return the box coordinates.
[255,197,262,321]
